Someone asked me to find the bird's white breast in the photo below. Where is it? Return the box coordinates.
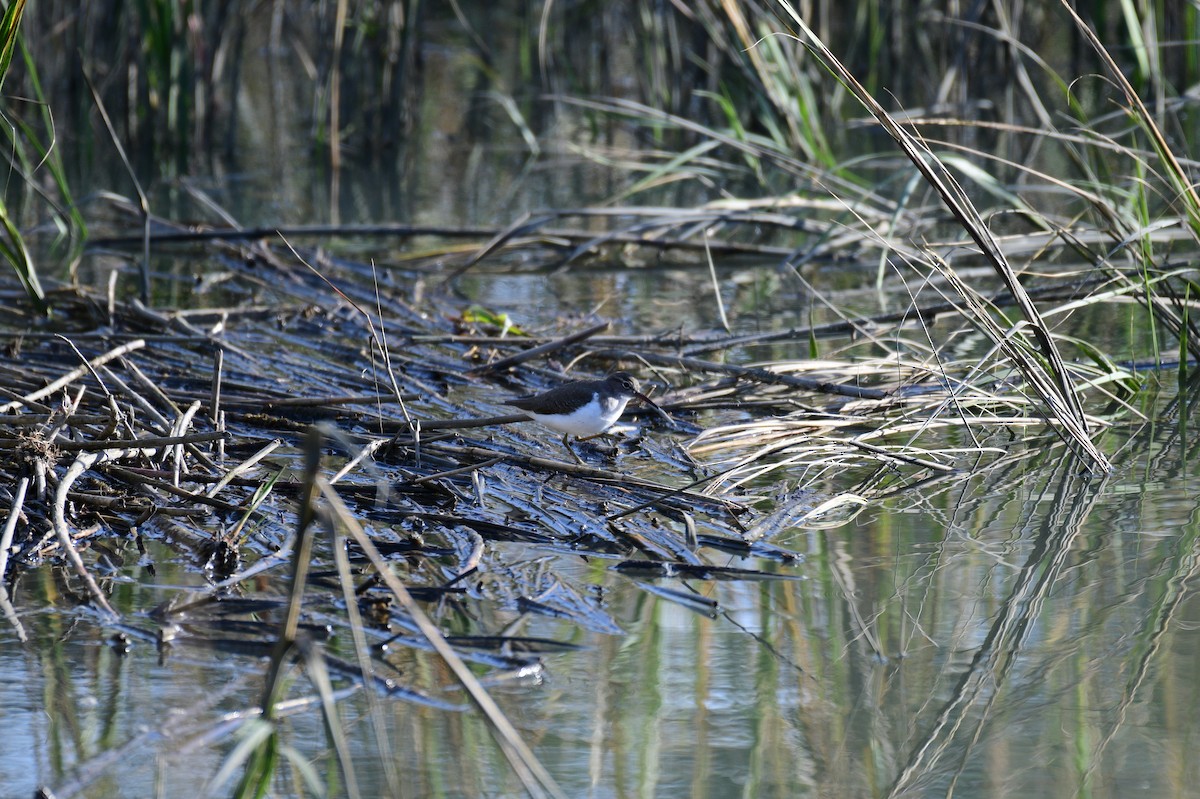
[524,393,630,436]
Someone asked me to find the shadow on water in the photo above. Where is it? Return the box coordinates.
[3,3,1200,798]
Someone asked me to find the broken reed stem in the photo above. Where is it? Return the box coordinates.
[409,456,505,486]
[104,465,246,513]
[402,413,531,430]
[468,321,610,374]
[53,450,128,618]
[0,431,228,451]
[0,475,29,583]
[210,346,223,425]
[443,442,746,516]
[774,0,1109,470]
[204,438,281,498]
[329,436,390,483]
[0,339,146,413]
[316,473,568,799]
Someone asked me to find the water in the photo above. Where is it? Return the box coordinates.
[6,417,1200,797]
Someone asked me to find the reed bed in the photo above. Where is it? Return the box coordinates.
[3,192,1125,793]
[3,0,1199,794]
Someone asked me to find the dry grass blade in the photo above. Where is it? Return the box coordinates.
[0,339,145,413]
[1057,0,1200,240]
[774,1,1109,470]
[683,347,1082,492]
[597,348,887,400]
[317,475,568,799]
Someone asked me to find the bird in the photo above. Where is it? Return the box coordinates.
[503,371,665,462]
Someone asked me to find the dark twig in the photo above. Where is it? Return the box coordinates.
[468,321,610,374]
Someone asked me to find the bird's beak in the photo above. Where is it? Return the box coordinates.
[633,390,673,425]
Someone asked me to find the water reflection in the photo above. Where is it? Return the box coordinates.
[5,421,1200,798]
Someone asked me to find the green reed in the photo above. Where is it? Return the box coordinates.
[0,0,46,313]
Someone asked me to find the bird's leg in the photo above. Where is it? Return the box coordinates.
[561,433,585,465]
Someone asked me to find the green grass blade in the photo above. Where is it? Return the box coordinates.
[0,197,45,312]
[0,0,45,313]
[0,0,25,93]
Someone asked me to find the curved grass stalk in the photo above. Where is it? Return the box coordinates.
[0,0,23,87]
[775,0,1109,470]
[0,198,44,312]
[1060,1,1200,241]
[13,38,87,271]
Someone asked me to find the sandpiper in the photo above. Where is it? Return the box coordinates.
[504,371,665,462]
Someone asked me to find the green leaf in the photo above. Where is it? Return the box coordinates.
[0,0,26,93]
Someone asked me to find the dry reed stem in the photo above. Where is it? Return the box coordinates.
[205,439,282,499]
[53,449,130,618]
[469,321,610,374]
[775,0,1108,470]
[317,476,568,799]
[444,442,746,517]
[0,474,29,583]
[0,339,145,413]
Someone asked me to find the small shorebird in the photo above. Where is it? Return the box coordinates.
[504,371,665,462]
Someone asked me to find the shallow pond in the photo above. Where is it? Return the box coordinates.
[3,253,1197,799]
[5,4,1200,798]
